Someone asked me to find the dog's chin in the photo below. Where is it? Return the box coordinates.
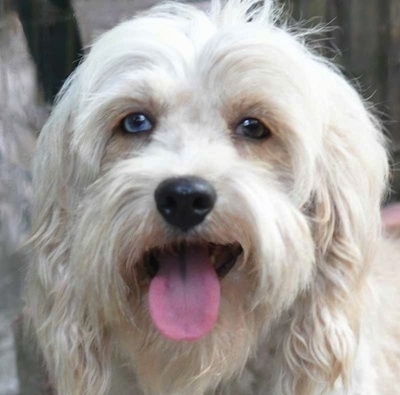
[111,232,266,394]
[116,242,266,395]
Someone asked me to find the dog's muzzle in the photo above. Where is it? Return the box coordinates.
[154,176,216,231]
[148,176,243,342]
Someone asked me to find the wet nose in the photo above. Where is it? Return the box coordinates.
[154,176,217,231]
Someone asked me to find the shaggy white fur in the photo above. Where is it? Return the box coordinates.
[26,1,400,394]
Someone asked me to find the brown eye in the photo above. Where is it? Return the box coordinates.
[235,118,271,140]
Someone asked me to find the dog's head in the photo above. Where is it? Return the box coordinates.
[28,1,388,394]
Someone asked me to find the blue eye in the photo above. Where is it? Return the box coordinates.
[121,113,153,134]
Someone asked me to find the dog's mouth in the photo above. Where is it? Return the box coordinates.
[144,241,243,279]
[144,241,243,342]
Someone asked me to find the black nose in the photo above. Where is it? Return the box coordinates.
[154,176,217,231]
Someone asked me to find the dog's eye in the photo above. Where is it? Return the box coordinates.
[235,118,271,140]
[121,113,153,134]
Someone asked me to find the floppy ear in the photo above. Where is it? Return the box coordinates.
[27,74,82,296]
[278,67,388,394]
[26,75,111,394]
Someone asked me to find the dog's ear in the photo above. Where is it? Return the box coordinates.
[30,76,78,244]
[27,76,75,378]
[27,75,110,393]
[279,68,388,393]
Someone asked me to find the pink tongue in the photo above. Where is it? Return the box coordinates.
[148,245,220,341]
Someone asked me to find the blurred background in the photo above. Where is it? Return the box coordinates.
[0,0,399,394]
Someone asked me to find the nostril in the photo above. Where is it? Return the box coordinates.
[161,196,177,214]
[192,196,212,212]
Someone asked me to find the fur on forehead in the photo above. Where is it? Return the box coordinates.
[71,0,320,104]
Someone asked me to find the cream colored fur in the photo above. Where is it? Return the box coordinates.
[26,1,399,394]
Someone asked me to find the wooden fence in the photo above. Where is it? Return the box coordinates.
[285,0,400,148]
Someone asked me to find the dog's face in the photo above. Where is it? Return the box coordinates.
[29,2,388,394]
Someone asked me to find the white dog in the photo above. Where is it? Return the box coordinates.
[26,1,400,394]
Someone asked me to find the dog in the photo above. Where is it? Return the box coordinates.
[25,1,400,394]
